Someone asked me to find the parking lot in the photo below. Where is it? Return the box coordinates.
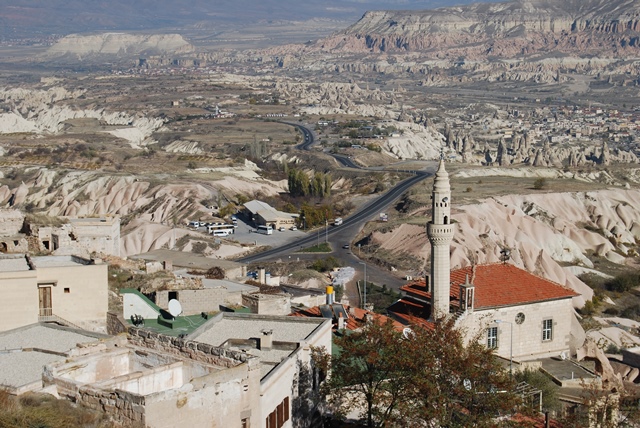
[190,217,309,248]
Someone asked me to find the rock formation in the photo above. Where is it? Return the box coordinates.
[44,33,195,59]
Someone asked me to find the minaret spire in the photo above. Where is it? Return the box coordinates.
[427,156,455,320]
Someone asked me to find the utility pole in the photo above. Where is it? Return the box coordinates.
[359,261,367,309]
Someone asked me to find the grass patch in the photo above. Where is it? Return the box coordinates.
[301,242,332,253]
[0,391,115,428]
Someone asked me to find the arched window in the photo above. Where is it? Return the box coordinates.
[444,216,449,224]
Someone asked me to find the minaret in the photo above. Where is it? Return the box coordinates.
[427,155,455,320]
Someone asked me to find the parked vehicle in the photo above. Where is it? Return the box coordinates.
[290,226,297,231]
[257,225,273,235]
[279,226,286,232]
[208,224,235,235]
[188,221,200,228]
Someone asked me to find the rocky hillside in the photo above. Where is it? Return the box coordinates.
[321,0,640,58]
[44,34,195,59]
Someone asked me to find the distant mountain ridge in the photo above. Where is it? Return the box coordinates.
[319,0,640,58]
[0,0,482,39]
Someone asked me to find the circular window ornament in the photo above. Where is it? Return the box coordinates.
[515,312,525,325]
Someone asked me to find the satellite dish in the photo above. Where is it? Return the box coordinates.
[402,327,415,340]
[463,379,472,391]
[168,299,183,318]
[560,351,567,361]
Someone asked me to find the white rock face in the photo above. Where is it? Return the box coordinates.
[382,121,445,160]
[45,33,195,57]
[0,167,286,257]
[0,87,165,147]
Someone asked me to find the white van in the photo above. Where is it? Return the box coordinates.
[212,230,230,237]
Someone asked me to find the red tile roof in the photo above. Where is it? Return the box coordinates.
[387,297,434,330]
[290,305,404,331]
[400,263,577,311]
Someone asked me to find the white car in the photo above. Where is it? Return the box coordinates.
[290,226,297,231]
[279,226,286,232]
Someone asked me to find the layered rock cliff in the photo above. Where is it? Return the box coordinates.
[320,0,640,58]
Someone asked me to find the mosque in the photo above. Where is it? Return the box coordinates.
[388,158,585,361]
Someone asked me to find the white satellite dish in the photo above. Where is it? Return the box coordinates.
[168,299,183,318]
[463,379,472,391]
[560,351,567,361]
[402,327,415,340]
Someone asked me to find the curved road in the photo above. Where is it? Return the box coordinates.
[238,122,433,264]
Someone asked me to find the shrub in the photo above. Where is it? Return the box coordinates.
[606,272,639,293]
[533,178,547,190]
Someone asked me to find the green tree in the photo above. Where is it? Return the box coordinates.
[315,319,519,427]
[398,319,519,427]
[315,320,409,428]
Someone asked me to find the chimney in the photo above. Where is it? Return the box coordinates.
[260,329,273,351]
[258,268,266,284]
[425,275,430,293]
[326,285,334,305]
[338,313,345,330]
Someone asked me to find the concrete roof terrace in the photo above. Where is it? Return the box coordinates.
[0,324,108,395]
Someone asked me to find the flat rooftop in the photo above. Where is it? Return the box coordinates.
[173,269,258,293]
[190,313,327,379]
[0,324,106,391]
[190,313,324,346]
[130,249,243,271]
[0,324,104,353]
[539,357,597,386]
[31,255,91,268]
[0,254,31,272]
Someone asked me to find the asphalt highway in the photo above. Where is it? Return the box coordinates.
[238,122,434,283]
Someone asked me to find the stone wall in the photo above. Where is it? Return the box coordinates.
[106,311,129,335]
[0,209,24,236]
[242,293,291,316]
[156,288,234,315]
[128,327,253,368]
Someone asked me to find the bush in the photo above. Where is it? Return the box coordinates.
[533,178,547,190]
[310,256,341,272]
[580,300,597,316]
[606,272,639,293]
[191,242,207,254]
[603,307,620,316]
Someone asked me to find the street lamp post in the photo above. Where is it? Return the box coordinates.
[495,319,513,375]
[359,261,367,309]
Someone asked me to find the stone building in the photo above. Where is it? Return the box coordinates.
[189,313,332,428]
[388,158,584,361]
[0,254,108,332]
[43,330,261,428]
[29,216,121,257]
[243,200,297,229]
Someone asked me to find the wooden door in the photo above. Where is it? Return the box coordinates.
[39,286,52,316]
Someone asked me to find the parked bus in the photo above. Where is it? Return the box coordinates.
[208,224,235,235]
[257,225,273,235]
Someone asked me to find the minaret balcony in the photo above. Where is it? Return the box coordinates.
[427,222,455,244]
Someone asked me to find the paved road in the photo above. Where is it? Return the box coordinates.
[237,122,435,295]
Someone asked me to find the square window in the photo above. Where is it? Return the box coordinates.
[487,326,498,349]
[64,288,70,294]
[542,319,553,341]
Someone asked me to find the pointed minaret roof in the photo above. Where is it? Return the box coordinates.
[433,158,450,192]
